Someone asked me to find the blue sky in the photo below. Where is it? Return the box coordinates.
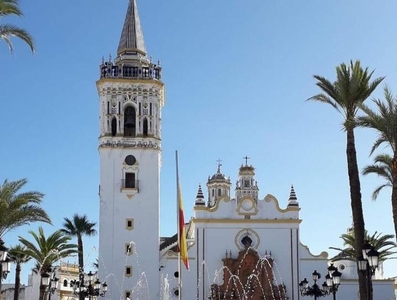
[1,0,397,285]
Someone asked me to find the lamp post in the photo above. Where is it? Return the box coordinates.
[0,239,11,300]
[325,264,342,300]
[71,270,107,299]
[299,267,342,300]
[358,241,379,300]
[41,270,59,300]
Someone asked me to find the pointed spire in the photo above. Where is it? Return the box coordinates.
[195,184,205,206]
[117,0,147,56]
[288,185,299,207]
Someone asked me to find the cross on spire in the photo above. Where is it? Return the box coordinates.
[243,156,250,166]
[216,158,222,173]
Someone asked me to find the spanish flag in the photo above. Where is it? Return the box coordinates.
[176,151,189,270]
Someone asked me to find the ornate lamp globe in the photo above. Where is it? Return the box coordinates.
[367,247,380,269]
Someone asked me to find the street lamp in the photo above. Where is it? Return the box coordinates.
[358,241,379,300]
[0,239,11,298]
[325,264,342,300]
[71,270,108,299]
[41,271,59,300]
[299,267,342,300]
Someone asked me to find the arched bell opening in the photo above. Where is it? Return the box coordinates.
[143,118,148,137]
[124,106,136,137]
[111,117,117,137]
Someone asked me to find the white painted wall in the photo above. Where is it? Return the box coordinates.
[98,79,164,300]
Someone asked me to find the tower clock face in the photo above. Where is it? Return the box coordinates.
[125,155,136,166]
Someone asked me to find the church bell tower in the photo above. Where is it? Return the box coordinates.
[96,0,164,298]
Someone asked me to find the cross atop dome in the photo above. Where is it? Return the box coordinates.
[243,155,250,166]
[216,158,222,173]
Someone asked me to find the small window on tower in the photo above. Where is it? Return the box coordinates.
[125,290,131,299]
[143,118,148,137]
[125,173,136,188]
[125,155,136,166]
[111,117,117,137]
[218,189,221,196]
[125,243,134,255]
[126,218,134,230]
[125,266,132,277]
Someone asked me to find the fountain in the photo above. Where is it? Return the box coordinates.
[207,246,287,300]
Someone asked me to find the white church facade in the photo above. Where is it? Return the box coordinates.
[96,1,396,300]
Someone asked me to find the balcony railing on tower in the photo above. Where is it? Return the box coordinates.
[100,62,161,80]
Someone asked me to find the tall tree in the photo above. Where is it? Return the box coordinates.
[19,227,77,300]
[61,214,96,300]
[330,230,397,262]
[60,214,97,270]
[308,60,384,300]
[0,178,51,238]
[362,153,393,200]
[8,244,31,300]
[0,0,35,53]
[357,86,397,243]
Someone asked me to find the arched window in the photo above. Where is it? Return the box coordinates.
[218,189,221,196]
[63,279,68,287]
[111,117,117,137]
[124,106,136,137]
[143,118,148,137]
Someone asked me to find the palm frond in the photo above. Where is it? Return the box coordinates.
[0,24,35,53]
[309,60,384,131]
[0,0,22,17]
[330,229,397,262]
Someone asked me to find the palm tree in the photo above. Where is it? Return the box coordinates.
[357,86,397,245]
[8,244,31,300]
[330,230,397,262]
[60,214,96,300]
[362,153,393,200]
[308,60,384,300]
[0,178,51,238]
[60,214,96,268]
[19,227,77,300]
[0,0,35,53]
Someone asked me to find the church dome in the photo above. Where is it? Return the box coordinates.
[209,172,228,182]
[207,165,231,184]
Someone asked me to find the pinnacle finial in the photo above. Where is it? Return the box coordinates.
[289,185,297,201]
[117,0,147,56]
[195,184,205,206]
[288,184,299,207]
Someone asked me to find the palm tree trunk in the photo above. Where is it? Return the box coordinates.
[13,263,21,300]
[391,157,397,244]
[78,236,84,269]
[346,129,367,300]
[78,237,84,300]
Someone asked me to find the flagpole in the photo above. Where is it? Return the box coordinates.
[175,150,182,300]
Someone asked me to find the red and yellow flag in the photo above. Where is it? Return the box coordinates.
[177,180,189,270]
